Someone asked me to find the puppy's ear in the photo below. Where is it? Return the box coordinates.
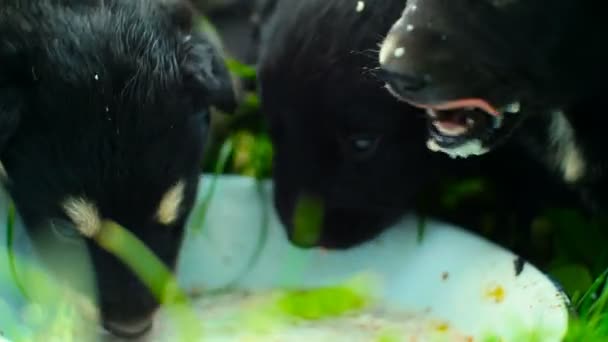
[181,36,238,114]
[0,41,26,153]
[160,0,237,113]
[160,0,196,33]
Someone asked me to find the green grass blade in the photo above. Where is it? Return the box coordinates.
[190,138,234,234]
[94,221,202,342]
[5,200,29,300]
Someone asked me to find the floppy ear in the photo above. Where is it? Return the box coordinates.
[204,47,238,114]
[182,35,238,114]
[160,0,196,32]
[160,0,237,113]
[0,41,25,153]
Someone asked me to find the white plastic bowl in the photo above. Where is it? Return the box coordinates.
[0,175,569,341]
[177,175,569,341]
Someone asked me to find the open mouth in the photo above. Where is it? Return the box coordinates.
[408,98,521,157]
[378,70,523,158]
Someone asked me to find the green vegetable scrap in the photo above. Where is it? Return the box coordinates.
[440,178,488,210]
[292,194,325,247]
[277,287,366,320]
[225,58,257,81]
[231,130,273,178]
[374,330,401,342]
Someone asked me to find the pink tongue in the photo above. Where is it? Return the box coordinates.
[412,98,501,117]
[433,98,501,117]
[437,121,465,130]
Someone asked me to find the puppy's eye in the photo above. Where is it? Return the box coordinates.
[340,134,382,160]
[50,218,81,242]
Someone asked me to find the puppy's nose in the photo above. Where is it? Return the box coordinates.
[102,316,154,339]
[378,23,441,94]
[375,68,428,93]
[377,30,429,93]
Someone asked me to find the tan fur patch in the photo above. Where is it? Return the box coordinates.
[62,197,102,238]
[549,112,586,183]
[156,180,185,225]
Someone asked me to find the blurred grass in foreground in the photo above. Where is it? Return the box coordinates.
[1,205,201,341]
[564,268,608,341]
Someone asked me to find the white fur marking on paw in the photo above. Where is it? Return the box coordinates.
[549,111,586,183]
[156,180,186,225]
[62,197,102,238]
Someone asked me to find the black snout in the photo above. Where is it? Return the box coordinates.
[103,315,154,339]
[378,1,516,104]
[379,22,492,104]
[92,242,173,341]
[280,203,402,250]
[378,26,454,101]
[375,69,428,93]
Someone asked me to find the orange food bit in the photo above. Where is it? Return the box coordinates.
[485,285,506,303]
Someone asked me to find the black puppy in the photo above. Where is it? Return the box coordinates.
[0,0,234,338]
[255,0,437,249]
[255,0,583,252]
[378,0,608,210]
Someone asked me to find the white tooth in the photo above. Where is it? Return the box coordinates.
[426,109,437,118]
[493,116,504,129]
[433,121,468,136]
[427,139,441,152]
[466,117,475,127]
[505,101,521,114]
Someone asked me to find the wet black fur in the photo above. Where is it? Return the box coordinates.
[0,0,234,333]
[254,0,581,250]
